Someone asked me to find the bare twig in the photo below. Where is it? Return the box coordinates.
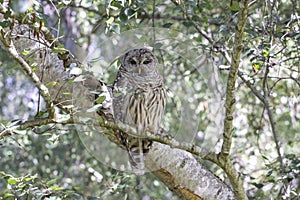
[0,118,56,137]
[238,71,265,102]
[262,64,284,166]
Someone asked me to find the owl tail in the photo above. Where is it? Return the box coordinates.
[128,138,145,175]
[127,137,152,175]
[117,130,152,174]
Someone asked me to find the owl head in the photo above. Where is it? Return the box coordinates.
[120,48,158,75]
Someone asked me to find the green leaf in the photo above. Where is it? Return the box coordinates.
[90,90,103,95]
[98,117,104,124]
[50,185,63,191]
[106,17,114,25]
[7,178,18,185]
[62,92,71,95]
[86,104,102,112]
[31,65,37,72]
[0,20,12,28]
[87,197,100,200]
[251,182,264,189]
[266,170,273,177]
[154,42,163,49]
[3,193,14,198]
[119,7,128,22]
[46,179,57,185]
[46,81,58,87]
[193,37,202,43]
[263,50,269,57]
[95,96,106,104]
[252,63,261,71]
[111,24,120,34]
[182,21,193,27]
[163,23,173,28]
[24,177,34,182]
[191,15,200,21]
[186,0,196,7]
[22,48,32,56]
[41,133,52,136]
[125,8,135,17]
[47,134,60,143]
[36,110,49,118]
[52,47,69,54]
[230,1,240,11]
[119,10,127,23]
[286,154,296,160]
[4,10,11,19]
[261,155,270,161]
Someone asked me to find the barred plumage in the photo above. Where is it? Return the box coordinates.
[112,48,166,173]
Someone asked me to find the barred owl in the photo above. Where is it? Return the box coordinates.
[113,48,166,173]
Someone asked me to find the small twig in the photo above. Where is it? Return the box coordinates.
[49,0,61,40]
[0,118,56,138]
[262,65,284,167]
[238,71,265,102]
[170,0,214,44]
[152,0,156,48]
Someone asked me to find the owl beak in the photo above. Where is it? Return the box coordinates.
[137,66,142,74]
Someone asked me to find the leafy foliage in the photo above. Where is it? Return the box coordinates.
[0,0,299,199]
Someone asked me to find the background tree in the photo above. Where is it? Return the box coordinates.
[0,0,299,199]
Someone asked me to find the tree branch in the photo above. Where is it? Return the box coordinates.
[218,1,250,199]
[0,30,56,118]
[221,1,249,157]
[262,64,283,166]
[0,118,55,138]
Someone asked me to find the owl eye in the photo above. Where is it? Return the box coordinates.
[143,60,151,64]
[129,60,137,65]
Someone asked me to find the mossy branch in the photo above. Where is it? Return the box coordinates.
[219,1,250,200]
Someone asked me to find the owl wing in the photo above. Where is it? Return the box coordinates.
[112,69,127,122]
